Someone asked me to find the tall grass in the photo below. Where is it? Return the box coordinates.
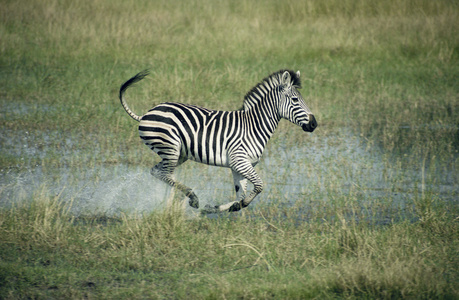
[0,0,458,298]
[0,191,457,299]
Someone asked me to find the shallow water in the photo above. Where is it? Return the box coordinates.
[1,124,457,223]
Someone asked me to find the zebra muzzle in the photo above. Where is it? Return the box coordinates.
[302,114,317,132]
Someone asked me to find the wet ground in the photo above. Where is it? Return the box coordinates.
[1,126,456,223]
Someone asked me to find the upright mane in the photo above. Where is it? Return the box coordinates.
[242,70,301,111]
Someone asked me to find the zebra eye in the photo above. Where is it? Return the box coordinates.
[292,96,299,102]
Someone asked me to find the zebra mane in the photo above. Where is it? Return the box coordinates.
[242,70,301,111]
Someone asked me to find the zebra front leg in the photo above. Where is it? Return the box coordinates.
[227,160,263,211]
[232,169,248,202]
[203,161,263,213]
[219,180,262,212]
[150,161,199,209]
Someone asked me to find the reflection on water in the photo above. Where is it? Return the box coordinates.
[0,129,457,222]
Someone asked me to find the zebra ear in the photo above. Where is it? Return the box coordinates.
[281,71,291,85]
[296,70,300,78]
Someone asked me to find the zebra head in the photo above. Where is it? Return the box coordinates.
[278,70,317,132]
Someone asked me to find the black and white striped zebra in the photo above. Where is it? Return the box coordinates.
[119,69,317,213]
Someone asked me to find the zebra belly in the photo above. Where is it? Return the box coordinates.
[183,145,230,167]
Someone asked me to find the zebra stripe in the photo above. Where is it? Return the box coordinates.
[119,69,317,212]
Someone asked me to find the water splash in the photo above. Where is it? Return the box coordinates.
[0,129,456,220]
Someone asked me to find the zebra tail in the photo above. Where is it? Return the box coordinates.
[119,70,150,122]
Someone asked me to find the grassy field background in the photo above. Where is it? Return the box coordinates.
[1,0,458,298]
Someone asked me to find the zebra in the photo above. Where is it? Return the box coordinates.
[119,69,317,213]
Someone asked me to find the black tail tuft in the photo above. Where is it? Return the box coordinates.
[119,69,150,97]
[119,69,150,122]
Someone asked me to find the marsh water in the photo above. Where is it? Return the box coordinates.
[0,124,457,223]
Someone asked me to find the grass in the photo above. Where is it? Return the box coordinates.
[0,193,457,299]
[0,0,458,298]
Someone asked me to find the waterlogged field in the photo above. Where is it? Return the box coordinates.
[1,0,458,298]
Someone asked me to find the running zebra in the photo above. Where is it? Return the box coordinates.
[119,69,317,213]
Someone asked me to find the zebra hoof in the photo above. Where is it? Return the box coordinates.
[228,202,242,212]
[189,196,199,209]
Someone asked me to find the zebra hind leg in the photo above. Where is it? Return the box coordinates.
[150,160,199,209]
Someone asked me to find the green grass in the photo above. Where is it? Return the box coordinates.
[0,0,458,298]
[0,194,457,299]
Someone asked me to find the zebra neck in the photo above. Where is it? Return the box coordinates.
[242,105,281,146]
